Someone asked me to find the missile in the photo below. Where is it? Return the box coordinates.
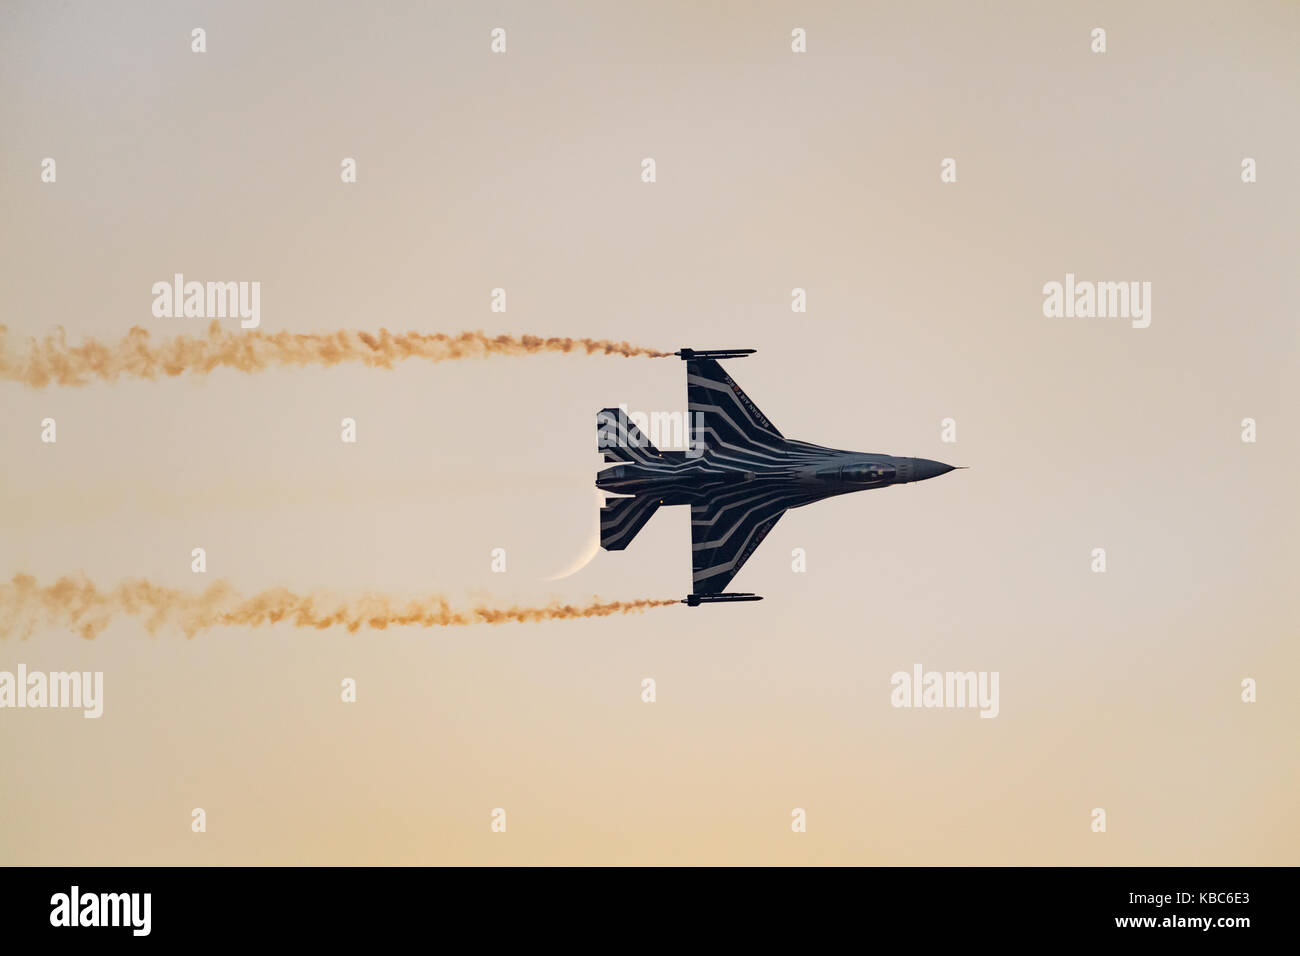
[681,592,764,607]
[675,348,756,361]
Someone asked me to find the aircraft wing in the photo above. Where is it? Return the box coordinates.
[691,485,818,594]
[685,356,786,459]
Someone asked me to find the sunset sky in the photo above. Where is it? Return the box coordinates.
[1,0,1296,865]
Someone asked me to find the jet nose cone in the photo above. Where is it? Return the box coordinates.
[910,458,956,482]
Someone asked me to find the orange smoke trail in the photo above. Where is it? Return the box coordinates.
[0,574,677,639]
[0,323,672,387]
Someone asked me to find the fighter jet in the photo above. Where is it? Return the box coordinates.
[596,348,960,606]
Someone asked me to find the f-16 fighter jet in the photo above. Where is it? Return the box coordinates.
[596,348,960,606]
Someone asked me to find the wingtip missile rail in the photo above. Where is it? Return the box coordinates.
[682,592,764,607]
[674,348,756,361]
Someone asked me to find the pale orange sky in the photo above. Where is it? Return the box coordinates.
[1,0,1296,864]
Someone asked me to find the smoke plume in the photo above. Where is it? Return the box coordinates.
[0,574,677,639]
[0,323,672,387]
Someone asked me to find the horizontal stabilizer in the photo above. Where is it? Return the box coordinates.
[682,592,764,607]
[675,348,755,361]
[600,494,661,551]
[597,407,662,463]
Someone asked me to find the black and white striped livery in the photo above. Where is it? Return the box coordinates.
[596,348,959,606]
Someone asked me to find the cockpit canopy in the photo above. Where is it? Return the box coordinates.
[840,462,895,483]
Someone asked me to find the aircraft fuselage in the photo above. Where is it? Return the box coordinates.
[596,448,954,506]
